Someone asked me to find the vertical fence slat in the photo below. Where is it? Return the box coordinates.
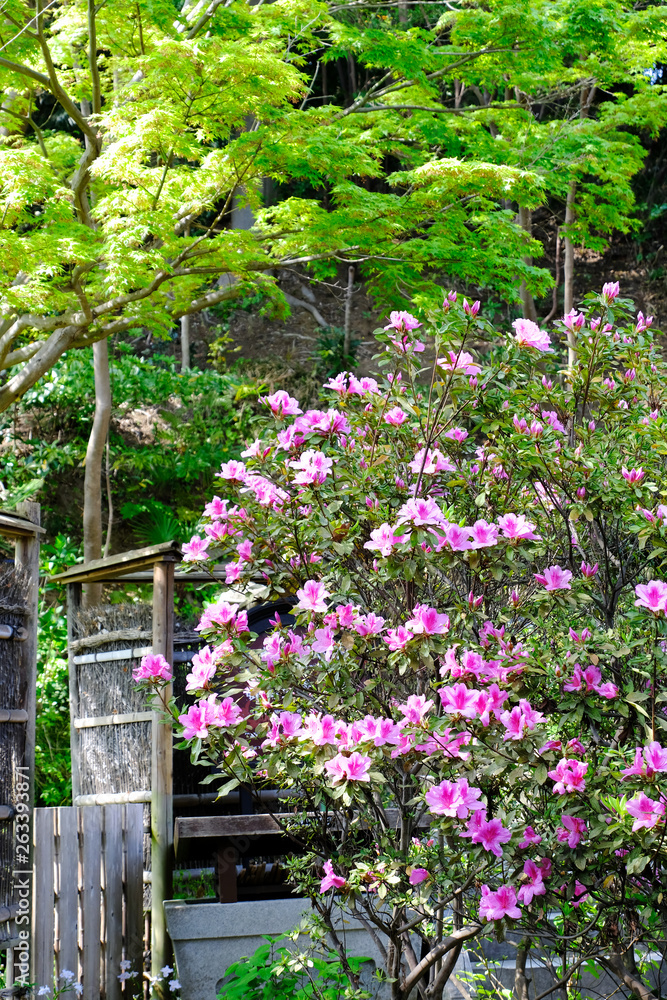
[124,804,144,974]
[104,806,123,1000]
[56,807,79,979]
[82,808,102,1000]
[33,808,55,989]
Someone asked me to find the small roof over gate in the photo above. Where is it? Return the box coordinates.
[49,539,230,584]
[0,509,46,538]
[50,540,184,583]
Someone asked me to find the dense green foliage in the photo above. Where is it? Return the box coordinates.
[1,0,666,412]
[0,345,255,540]
[217,935,372,1000]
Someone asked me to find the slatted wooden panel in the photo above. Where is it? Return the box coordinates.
[32,805,144,995]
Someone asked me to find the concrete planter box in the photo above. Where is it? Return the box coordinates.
[164,897,385,1000]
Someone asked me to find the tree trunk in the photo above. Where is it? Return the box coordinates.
[517,206,538,323]
[563,180,577,368]
[513,939,531,1000]
[180,314,191,371]
[82,338,112,607]
[343,265,355,360]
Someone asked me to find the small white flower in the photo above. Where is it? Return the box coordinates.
[118,972,132,983]
[60,971,75,982]
[119,960,132,972]
[73,986,83,997]
[169,981,181,992]
[160,966,173,977]
[38,989,50,996]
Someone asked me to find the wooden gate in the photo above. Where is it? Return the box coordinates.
[33,804,144,998]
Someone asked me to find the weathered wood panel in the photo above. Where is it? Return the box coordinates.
[32,805,145,995]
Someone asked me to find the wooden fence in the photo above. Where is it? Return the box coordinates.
[33,804,144,998]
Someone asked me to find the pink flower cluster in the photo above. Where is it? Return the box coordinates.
[178,695,242,739]
[563,663,618,699]
[547,758,588,795]
[621,741,667,779]
[132,653,172,683]
[197,600,249,635]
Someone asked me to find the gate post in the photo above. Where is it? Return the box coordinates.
[151,557,175,978]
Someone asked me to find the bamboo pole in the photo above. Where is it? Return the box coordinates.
[150,558,175,980]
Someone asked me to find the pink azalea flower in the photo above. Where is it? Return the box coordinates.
[203,496,229,519]
[602,281,619,303]
[437,524,473,551]
[384,407,407,426]
[408,447,455,475]
[622,466,644,484]
[178,704,211,740]
[517,860,546,904]
[320,860,346,892]
[217,460,247,482]
[225,562,242,584]
[621,747,646,780]
[644,741,667,772]
[626,793,665,831]
[295,580,330,613]
[342,751,372,781]
[444,426,468,443]
[395,497,447,527]
[364,523,409,557]
[182,535,211,562]
[497,513,541,542]
[580,561,598,578]
[426,778,484,818]
[634,580,667,614]
[438,683,480,719]
[384,310,421,333]
[519,826,542,849]
[571,880,589,908]
[479,884,521,921]
[290,450,334,485]
[557,814,587,848]
[383,626,413,651]
[548,758,588,794]
[563,310,585,331]
[398,694,434,724]
[542,411,565,433]
[438,350,482,376]
[353,613,386,636]
[302,713,338,745]
[405,604,450,636]
[312,626,337,661]
[512,318,553,352]
[534,565,573,591]
[323,753,349,784]
[133,652,172,682]
[262,389,302,417]
[409,868,429,885]
[185,646,219,691]
[470,519,499,548]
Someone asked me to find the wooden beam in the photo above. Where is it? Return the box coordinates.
[151,558,174,978]
[49,540,182,584]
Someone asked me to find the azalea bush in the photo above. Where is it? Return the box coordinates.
[140,284,667,1000]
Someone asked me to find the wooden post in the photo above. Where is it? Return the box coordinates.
[150,558,175,980]
[67,582,83,800]
[15,501,39,986]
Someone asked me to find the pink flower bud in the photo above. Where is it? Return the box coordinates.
[577,487,586,499]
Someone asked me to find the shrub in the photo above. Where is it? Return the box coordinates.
[144,286,667,1000]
